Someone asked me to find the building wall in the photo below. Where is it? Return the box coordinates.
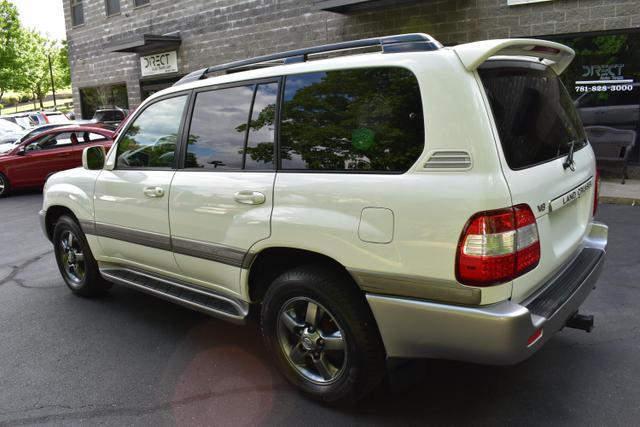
[64,0,640,114]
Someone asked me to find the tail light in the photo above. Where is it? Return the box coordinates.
[593,169,600,216]
[456,204,540,286]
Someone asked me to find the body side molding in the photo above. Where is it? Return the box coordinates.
[81,221,253,268]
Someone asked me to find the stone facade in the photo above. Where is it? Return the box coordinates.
[63,0,640,116]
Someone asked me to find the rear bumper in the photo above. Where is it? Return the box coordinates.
[367,222,607,365]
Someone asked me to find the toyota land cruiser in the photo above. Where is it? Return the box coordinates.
[39,34,607,403]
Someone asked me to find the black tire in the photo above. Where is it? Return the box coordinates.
[53,215,111,297]
[261,264,386,403]
[0,173,9,198]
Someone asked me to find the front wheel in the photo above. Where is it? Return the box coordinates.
[53,215,111,296]
[261,265,386,403]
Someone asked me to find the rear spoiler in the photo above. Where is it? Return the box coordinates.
[453,38,575,75]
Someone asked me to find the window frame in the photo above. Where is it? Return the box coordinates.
[176,76,281,172]
[113,91,192,171]
[70,0,84,27]
[105,0,121,17]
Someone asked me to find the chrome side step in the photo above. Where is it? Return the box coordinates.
[100,268,249,324]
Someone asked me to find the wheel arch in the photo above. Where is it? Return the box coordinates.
[44,205,80,241]
[246,247,362,303]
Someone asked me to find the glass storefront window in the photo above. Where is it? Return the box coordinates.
[79,84,129,120]
[547,31,640,164]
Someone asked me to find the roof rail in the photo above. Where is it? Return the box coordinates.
[173,33,441,87]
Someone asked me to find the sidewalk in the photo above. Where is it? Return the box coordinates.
[600,179,640,206]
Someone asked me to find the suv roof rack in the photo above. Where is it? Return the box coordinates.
[173,33,441,87]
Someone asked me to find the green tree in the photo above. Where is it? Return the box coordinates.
[56,40,71,87]
[14,30,68,109]
[0,0,21,100]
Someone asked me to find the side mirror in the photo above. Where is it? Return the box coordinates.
[16,146,26,156]
[82,145,106,170]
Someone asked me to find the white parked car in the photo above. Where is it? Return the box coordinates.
[40,34,607,403]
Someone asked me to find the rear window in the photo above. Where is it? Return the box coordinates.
[479,61,587,170]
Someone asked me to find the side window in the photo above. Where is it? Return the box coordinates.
[78,132,108,144]
[26,132,76,151]
[280,67,424,172]
[116,95,187,169]
[185,82,277,170]
[244,82,278,170]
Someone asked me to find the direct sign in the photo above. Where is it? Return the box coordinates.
[140,51,178,77]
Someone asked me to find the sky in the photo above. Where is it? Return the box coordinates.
[9,0,66,41]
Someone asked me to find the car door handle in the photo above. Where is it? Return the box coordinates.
[58,152,71,157]
[143,186,165,198]
[233,191,265,205]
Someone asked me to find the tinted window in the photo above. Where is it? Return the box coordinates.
[280,68,424,172]
[116,95,187,169]
[243,82,278,169]
[479,62,587,170]
[186,83,277,170]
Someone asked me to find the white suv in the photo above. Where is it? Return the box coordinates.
[40,34,607,403]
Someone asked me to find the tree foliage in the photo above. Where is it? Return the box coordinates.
[0,1,71,107]
[0,0,21,99]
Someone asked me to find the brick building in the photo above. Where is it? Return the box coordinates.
[63,0,640,163]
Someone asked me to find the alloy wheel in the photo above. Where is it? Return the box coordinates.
[59,230,86,286]
[277,297,347,385]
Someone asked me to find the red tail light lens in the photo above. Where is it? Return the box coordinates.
[456,204,540,286]
[593,169,600,216]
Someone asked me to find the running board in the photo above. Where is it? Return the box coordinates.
[100,268,249,324]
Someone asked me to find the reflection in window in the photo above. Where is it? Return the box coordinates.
[280,68,424,172]
[116,95,187,169]
[186,83,276,170]
[549,32,640,163]
[243,82,277,169]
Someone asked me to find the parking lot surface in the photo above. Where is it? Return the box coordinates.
[0,192,639,426]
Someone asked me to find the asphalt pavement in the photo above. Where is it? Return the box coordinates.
[0,191,639,426]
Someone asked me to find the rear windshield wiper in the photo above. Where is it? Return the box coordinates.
[563,139,577,170]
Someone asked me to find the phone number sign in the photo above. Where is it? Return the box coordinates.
[140,51,178,77]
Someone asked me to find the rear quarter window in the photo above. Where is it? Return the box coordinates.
[280,67,424,172]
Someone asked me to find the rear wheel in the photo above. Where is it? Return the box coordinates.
[261,265,386,403]
[53,215,111,296]
[0,173,9,198]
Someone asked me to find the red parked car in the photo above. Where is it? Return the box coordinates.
[0,126,114,197]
